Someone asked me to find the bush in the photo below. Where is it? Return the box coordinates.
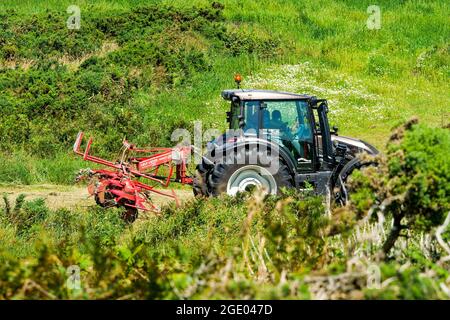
[348,118,450,255]
[1,195,49,236]
[0,172,449,299]
[0,4,225,157]
[221,25,281,58]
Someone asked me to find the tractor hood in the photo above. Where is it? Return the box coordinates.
[331,135,379,156]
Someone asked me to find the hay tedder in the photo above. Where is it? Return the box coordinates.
[73,132,192,222]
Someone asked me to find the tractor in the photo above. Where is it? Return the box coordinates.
[74,77,378,221]
[193,80,378,205]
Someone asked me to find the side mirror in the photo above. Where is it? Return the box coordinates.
[332,126,339,135]
[238,114,245,128]
[226,111,232,123]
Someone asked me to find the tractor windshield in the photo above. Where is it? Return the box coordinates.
[261,100,310,138]
[230,99,314,165]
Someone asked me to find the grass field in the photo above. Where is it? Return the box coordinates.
[0,0,448,184]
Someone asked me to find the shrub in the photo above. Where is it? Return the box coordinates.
[2,195,50,236]
[0,4,225,157]
[348,118,450,256]
[221,25,281,58]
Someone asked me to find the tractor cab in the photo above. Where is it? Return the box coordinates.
[222,89,333,172]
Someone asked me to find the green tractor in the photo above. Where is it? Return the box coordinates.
[194,88,378,205]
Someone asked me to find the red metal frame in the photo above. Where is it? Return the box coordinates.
[73,132,192,213]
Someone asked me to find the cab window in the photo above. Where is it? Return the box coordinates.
[262,100,313,167]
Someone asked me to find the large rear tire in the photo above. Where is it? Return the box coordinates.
[206,147,293,196]
[193,162,210,197]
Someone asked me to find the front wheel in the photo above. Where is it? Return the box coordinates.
[333,157,376,206]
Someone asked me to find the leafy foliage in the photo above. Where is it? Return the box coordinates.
[0,4,279,156]
[346,119,450,255]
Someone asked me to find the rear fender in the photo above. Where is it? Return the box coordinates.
[204,137,297,177]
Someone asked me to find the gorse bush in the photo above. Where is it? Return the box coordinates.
[0,192,327,299]
[345,118,450,256]
[0,193,448,299]
[1,194,48,236]
[221,24,282,58]
[1,3,280,156]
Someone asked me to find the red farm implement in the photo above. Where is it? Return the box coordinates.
[73,132,193,222]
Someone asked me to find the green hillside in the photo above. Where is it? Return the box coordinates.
[0,0,448,184]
